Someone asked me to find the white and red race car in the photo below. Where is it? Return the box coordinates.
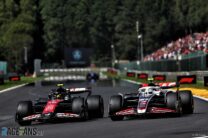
[108,82,194,121]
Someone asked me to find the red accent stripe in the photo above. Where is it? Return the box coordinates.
[43,100,62,114]
[115,108,136,115]
[142,83,148,87]
[149,107,176,113]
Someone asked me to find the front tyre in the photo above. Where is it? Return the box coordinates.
[109,95,124,121]
[15,101,33,126]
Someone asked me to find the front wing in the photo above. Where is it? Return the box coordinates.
[111,107,177,116]
[22,112,80,121]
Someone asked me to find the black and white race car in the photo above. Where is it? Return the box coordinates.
[15,84,104,125]
[108,82,194,121]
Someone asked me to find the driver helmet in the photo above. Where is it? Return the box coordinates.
[56,84,66,93]
[148,78,156,86]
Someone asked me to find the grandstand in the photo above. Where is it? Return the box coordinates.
[144,32,208,61]
[117,32,208,72]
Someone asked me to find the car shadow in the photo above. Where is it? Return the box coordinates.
[28,117,106,126]
[119,113,197,121]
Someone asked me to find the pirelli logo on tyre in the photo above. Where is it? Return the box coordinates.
[177,75,197,84]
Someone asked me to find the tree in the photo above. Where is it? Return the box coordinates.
[0,0,36,72]
[1,0,208,68]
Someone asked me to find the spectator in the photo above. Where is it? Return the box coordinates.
[144,32,208,61]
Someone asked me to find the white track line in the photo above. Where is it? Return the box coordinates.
[192,136,208,138]
[0,83,28,94]
[122,79,208,102]
[122,79,141,85]
[193,95,208,102]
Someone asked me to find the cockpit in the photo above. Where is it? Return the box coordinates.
[138,87,162,97]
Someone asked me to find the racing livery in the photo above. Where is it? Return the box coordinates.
[109,82,194,121]
[15,84,104,125]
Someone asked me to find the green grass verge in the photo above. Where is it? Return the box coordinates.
[0,76,44,91]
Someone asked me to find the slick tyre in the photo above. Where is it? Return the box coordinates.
[72,98,88,120]
[166,93,177,109]
[109,95,123,116]
[166,93,182,116]
[179,90,194,114]
[15,101,33,126]
[87,95,104,118]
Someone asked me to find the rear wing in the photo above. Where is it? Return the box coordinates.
[156,82,177,89]
[139,82,179,89]
[67,87,92,96]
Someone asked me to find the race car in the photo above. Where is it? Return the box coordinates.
[108,82,194,121]
[15,84,104,125]
[86,72,99,82]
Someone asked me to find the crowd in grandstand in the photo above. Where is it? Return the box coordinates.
[144,32,208,61]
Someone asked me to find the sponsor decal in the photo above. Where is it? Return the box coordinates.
[177,75,196,84]
[56,113,79,118]
[153,75,166,81]
[23,114,41,121]
[137,73,148,79]
[137,98,149,113]
[69,88,88,92]
[150,107,175,113]
[1,127,44,136]
[43,100,62,114]
[9,76,20,81]
[180,78,194,83]
[138,100,148,109]
[157,82,176,87]
[115,108,136,115]
[127,72,136,77]
[65,48,92,67]
[72,50,82,61]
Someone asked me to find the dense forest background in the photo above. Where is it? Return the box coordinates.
[0,0,208,71]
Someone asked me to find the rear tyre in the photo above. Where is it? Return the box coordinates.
[87,95,104,118]
[15,101,33,126]
[109,95,124,121]
[72,98,88,120]
[179,90,194,114]
[166,93,182,116]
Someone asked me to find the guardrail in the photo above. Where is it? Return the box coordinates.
[40,68,108,73]
[117,54,208,72]
[123,70,208,82]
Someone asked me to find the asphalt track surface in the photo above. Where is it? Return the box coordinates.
[0,80,207,138]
